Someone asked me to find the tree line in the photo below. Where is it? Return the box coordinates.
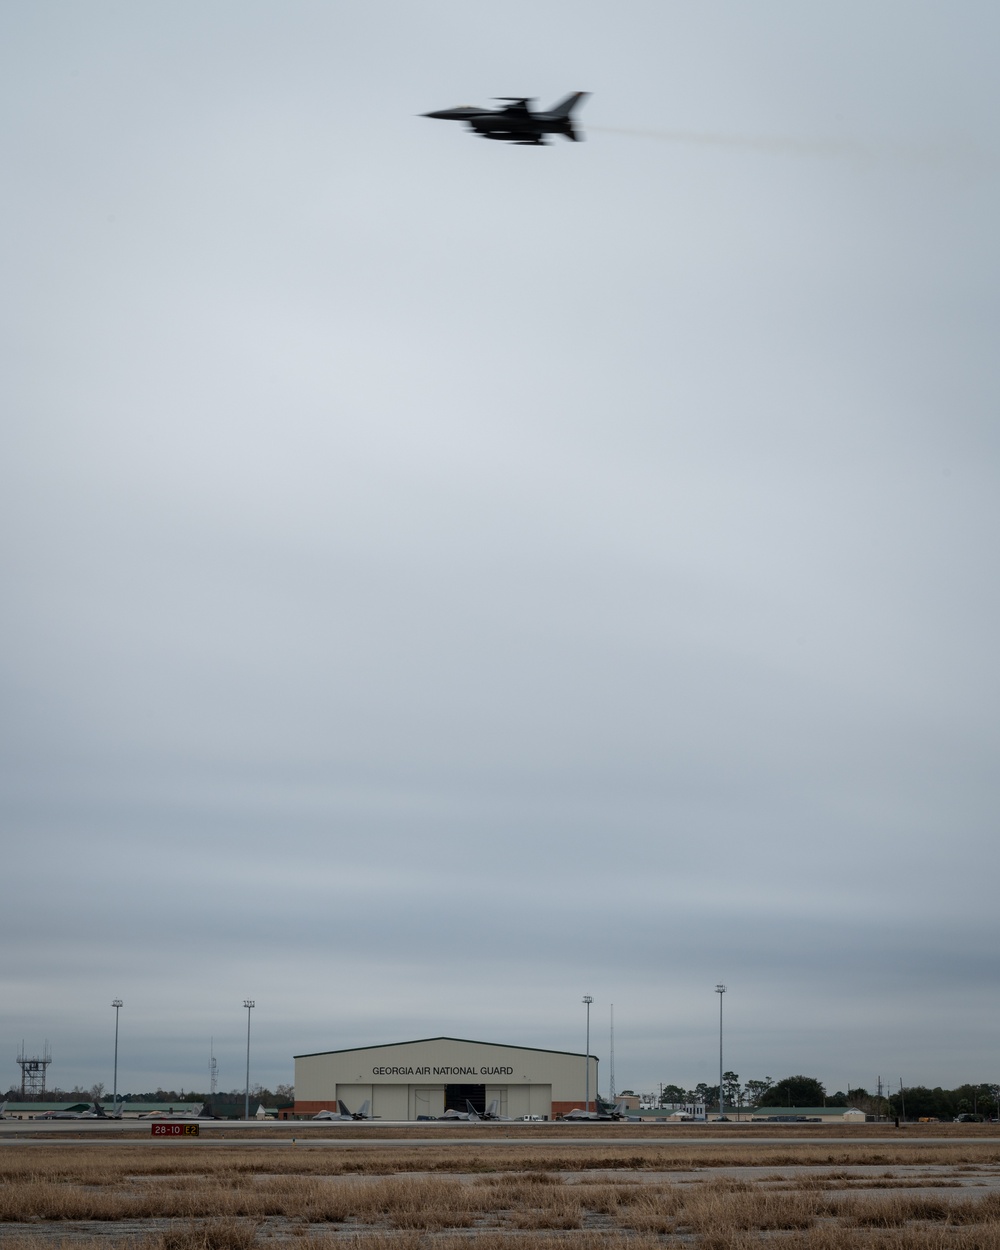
[3,1083,295,1106]
[657,1074,1000,1119]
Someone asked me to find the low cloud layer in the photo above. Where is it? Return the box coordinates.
[2,1,999,1100]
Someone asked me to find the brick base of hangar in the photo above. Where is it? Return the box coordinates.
[295,1097,594,1120]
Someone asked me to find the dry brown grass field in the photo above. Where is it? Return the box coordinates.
[2,1128,1000,1249]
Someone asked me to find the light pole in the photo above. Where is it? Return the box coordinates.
[582,995,593,1111]
[111,999,123,1110]
[716,984,726,1121]
[243,1000,255,1120]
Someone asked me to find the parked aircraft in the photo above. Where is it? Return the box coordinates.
[37,1101,120,1120]
[138,1104,204,1120]
[312,1099,371,1121]
[437,1103,478,1121]
[559,1099,630,1121]
[422,92,589,146]
[437,1098,511,1122]
[479,1099,512,1122]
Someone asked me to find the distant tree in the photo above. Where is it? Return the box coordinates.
[275,1084,294,1103]
[659,1084,687,1105]
[90,1083,105,1101]
[889,1085,938,1120]
[847,1087,888,1117]
[694,1083,720,1109]
[743,1078,774,1108]
[722,1071,742,1109]
[757,1075,826,1107]
[253,1085,292,1105]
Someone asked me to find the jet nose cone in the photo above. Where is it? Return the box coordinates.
[422,109,453,119]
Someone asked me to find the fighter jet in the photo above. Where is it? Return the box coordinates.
[312,1099,371,1121]
[422,92,589,146]
[559,1098,630,1122]
[437,1100,481,1121]
[37,1101,116,1120]
[435,1098,511,1121]
[479,1099,512,1122]
[138,1103,203,1120]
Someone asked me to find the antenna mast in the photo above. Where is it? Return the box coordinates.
[210,1038,218,1095]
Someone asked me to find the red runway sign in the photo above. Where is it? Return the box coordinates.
[151,1122,200,1136]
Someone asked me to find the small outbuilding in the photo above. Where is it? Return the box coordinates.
[751,1107,866,1124]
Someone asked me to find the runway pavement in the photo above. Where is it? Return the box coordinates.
[0,1120,992,1149]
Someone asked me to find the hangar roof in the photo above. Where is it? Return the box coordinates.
[294,1035,591,1060]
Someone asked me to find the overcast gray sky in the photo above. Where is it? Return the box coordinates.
[3,1,999,1101]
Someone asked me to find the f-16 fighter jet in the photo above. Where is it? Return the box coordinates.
[422,92,589,145]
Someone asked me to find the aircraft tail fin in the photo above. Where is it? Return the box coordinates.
[92,1101,107,1118]
[338,1100,352,1117]
[465,1100,482,1119]
[356,1099,371,1119]
[486,1099,499,1118]
[548,91,589,119]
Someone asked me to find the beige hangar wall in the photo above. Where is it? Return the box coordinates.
[294,1036,597,1120]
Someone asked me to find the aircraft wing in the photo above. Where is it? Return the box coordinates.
[496,97,533,117]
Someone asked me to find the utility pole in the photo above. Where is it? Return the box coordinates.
[582,996,593,1111]
[716,984,726,1121]
[111,1000,123,1109]
[244,1000,255,1120]
[609,1004,615,1103]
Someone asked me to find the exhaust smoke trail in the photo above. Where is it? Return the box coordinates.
[589,126,996,169]
[589,125,866,158]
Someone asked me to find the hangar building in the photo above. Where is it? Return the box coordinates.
[294,1036,598,1120]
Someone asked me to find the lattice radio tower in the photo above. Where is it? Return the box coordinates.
[18,1041,51,1098]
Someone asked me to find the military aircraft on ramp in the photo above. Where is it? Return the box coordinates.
[312,1099,371,1121]
[437,1098,512,1122]
[422,92,589,145]
[559,1098,630,1122]
[479,1099,512,1122]
[138,1104,203,1120]
[38,1101,124,1120]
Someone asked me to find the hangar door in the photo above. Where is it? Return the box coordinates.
[445,1083,485,1115]
[414,1087,445,1118]
[336,1084,372,1115]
